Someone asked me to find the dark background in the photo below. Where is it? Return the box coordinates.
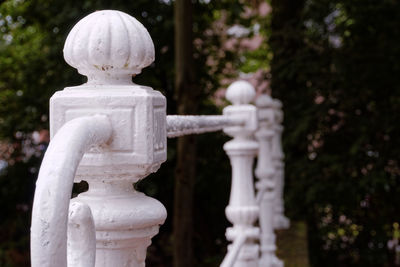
[0,0,399,266]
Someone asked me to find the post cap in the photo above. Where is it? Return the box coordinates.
[226,81,256,105]
[272,99,283,109]
[63,10,155,85]
[255,94,274,108]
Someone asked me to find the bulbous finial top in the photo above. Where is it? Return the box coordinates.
[63,10,155,85]
[226,80,256,105]
[272,99,282,109]
[272,99,283,124]
[255,94,274,108]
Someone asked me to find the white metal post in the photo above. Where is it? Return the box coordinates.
[255,95,283,267]
[30,8,291,267]
[221,81,259,267]
[271,100,290,230]
[31,10,167,267]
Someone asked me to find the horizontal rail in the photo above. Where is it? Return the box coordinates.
[166,115,244,138]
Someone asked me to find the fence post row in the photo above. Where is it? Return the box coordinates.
[271,100,290,230]
[30,10,288,267]
[255,95,284,267]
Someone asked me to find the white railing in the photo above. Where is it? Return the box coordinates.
[30,10,289,267]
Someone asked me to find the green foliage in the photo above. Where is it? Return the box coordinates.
[271,0,400,265]
[0,0,249,266]
[0,150,42,266]
[3,0,398,266]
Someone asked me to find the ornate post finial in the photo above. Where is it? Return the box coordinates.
[47,10,167,267]
[225,80,256,105]
[63,10,155,85]
[221,81,259,267]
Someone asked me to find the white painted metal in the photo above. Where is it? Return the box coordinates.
[31,115,112,267]
[30,8,289,267]
[166,115,244,138]
[221,81,260,267]
[31,10,167,267]
[64,10,154,85]
[255,95,283,267]
[271,99,290,230]
[68,201,97,267]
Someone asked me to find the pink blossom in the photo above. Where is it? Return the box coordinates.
[240,35,263,51]
[259,2,272,17]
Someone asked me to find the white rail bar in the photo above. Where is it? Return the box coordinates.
[220,233,246,267]
[31,115,112,267]
[166,115,244,138]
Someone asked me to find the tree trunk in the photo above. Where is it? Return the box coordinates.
[173,0,198,267]
[270,0,305,100]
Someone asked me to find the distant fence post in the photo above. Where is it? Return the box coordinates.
[255,94,284,267]
[221,81,259,267]
[271,100,290,230]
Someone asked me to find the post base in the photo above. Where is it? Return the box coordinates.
[259,254,284,267]
[273,214,290,230]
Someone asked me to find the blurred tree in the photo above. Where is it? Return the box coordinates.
[270,0,400,266]
[173,0,198,266]
[12,0,400,266]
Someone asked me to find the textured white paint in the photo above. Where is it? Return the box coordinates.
[73,179,166,267]
[31,10,167,267]
[166,115,244,138]
[221,81,259,267]
[68,202,96,267]
[255,95,283,267]
[271,99,290,230]
[64,10,154,85]
[50,84,167,179]
[31,115,112,267]
[31,8,289,267]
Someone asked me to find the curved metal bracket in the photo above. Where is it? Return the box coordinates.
[30,115,112,267]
